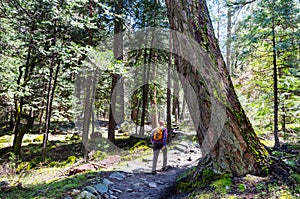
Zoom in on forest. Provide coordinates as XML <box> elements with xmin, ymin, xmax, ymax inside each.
<box><xmin>0</xmin><ymin>0</ymin><xmax>299</xmax><ymax>198</ymax></box>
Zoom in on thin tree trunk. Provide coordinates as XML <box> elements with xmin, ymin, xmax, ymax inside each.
<box><xmin>272</xmin><ymin>11</ymin><xmax>279</xmax><ymax>148</ymax></box>
<box><xmin>180</xmin><ymin>95</ymin><xmax>186</xmax><ymax>121</ymax></box>
<box><xmin>82</xmin><ymin>71</ymin><xmax>93</xmax><ymax>162</ymax></box>
<box><xmin>108</xmin><ymin>74</ymin><xmax>119</xmax><ymax>142</ymax></box>
<box><xmin>42</xmin><ymin>61</ymin><xmax>60</xmax><ymax>159</ymax></box>
<box><xmin>165</xmin><ymin>0</ymin><xmax>269</xmax><ymax>177</ymax></box>
<box><xmin>172</xmin><ymin>59</ymin><xmax>180</xmax><ymax>123</ymax></box>
<box><xmin>108</xmin><ymin>0</ymin><xmax>123</xmax><ymax>142</ymax></box>
<box><xmin>42</xmin><ymin>18</ymin><xmax>60</xmax><ymax>159</ymax></box>
<box><xmin>150</xmin><ymin>54</ymin><xmax>159</xmax><ymax>128</ymax></box>
<box><xmin>217</xmin><ymin>0</ymin><xmax>220</xmax><ymax>41</ymax></box>
<box><xmin>12</xmin><ymin>35</ymin><xmax>34</xmax><ymax>156</ymax></box>
<box><xmin>149</xmin><ymin>1</ymin><xmax>160</xmax><ymax>129</ymax></box>
<box><xmin>139</xmin><ymin>47</ymin><xmax>149</xmax><ymax>136</ymax></box>
<box><xmin>226</xmin><ymin>6</ymin><xmax>232</xmax><ymax>74</ymax></box>
<box><xmin>167</xmin><ymin>51</ymin><xmax>172</xmax><ymax>143</ymax></box>
<box><xmin>81</xmin><ymin>0</ymin><xmax>95</xmax><ymax>161</ymax></box>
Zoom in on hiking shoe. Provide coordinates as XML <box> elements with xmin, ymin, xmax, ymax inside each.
<box><xmin>151</xmin><ymin>171</ymin><xmax>157</xmax><ymax>175</ymax></box>
<box><xmin>161</xmin><ymin>167</ymin><xmax>168</xmax><ymax>171</ymax></box>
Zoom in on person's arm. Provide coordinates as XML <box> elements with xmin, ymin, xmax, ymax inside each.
<box><xmin>163</xmin><ymin>128</ymin><xmax>168</xmax><ymax>146</ymax></box>
<box><xmin>150</xmin><ymin>129</ymin><xmax>154</xmax><ymax>144</ymax></box>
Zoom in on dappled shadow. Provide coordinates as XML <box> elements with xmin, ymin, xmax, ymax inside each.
<box><xmin>0</xmin><ymin>140</ymin><xmax>83</xmax><ymax>164</ymax></box>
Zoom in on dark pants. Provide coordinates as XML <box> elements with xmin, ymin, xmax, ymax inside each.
<box><xmin>152</xmin><ymin>144</ymin><xmax>167</xmax><ymax>172</ymax></box>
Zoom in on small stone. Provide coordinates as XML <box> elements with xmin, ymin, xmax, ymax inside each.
<box><xmin>109</xmin><ymin>172</ymin><xmax>126</xmax><ymax>180</ymax></box>
<box><xmin>85</xmin><ymin>186</ymin><xmax>98</xmax><ymax>196</ymax></box>
<box><xmin>126</xmin><ymin>188</ymin><xmax>134</xmax><ymax>192</ymax></box>
<box><xmin>70</xmin><ymin>189</ymin><xmax>81</xmax><ymax>196</ymax></box>
<box><xmin>156</xmin><ymin>181</ymin><xmax>164</xmax><ymax>185</ymax></box>
<box><xmin>63</xmin><ymin>196</ymin><xmax>72</xmax><ymax>199</ymax></box>
<box><xmin>127</xmin><ymin>172</ymin><xmax>134</xmax><ymax>177</ymax></box>
<box><xmin>94</xmin><ymin>183</ymin><xmax>108</xmax><ymax>194</ymax></box>
<box><xmin>111</xmin><ymin>188</ymin><xmax>122</xmax><ymax>193</ymax></box>
<box><xmin>110</xmin><ymin>195</ymin><xmax>118</xmax><ymax>199</ymax></box>
<box><xmin>77</xmin><ymin>191</ymin><xmax>97</xmax><ymax>199</ymax></box>
<box><xmin>133</xmin><ymin>183</ymin><xmax>142</xmax><ymax>187</ymax></box>
<box><xmin>102</xmin><ymin>178</ymin><xmax>114</xmax><ymax>186</ymax></box>
<box><xmin>148</xmin><ymin>182</ymin><xmax>157</xmax><ymax>188</ymax></box>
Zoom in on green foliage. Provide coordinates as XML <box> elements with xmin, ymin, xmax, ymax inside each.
<box><xmin>290</xmin><ymin>172</ymin><xmax>300</xmax><ymax>193</ymax></box>
<box><xmin>16</xmin><ymin>162</ymin><xmax>27</xmax><ymax>174</ymax></box>
<box><xmin>256</xmin><ymin>182</ymin><xmax>265</xmax><ymax>191</ymax></box>
<box><xmin>238</xmin><ymin>183</ymin><xmax>247</xmax><ymax>192</ymax></box>
<box><xmin>33</xmin><ymin>135</ymin><xmax>44</xmax><ymax>143</ymax></box>
<box><xmin>129</xmin><ymin>140</ymin><xmax>150</xmax><ymax>153</ymax></box>
<box><xmin>62</xmin><ymin>156</ymin><xmax>77</xmax><ymax>166</ymax></box>
<box><xmin>211</xmin><ymin>174</ymin><xmax>233</xmax><ymax>194</ymax></box>
<box><xmin>27</xmin><ymin>157</ymin><xmax>45</xmax><ymax>170</ymax></box>
<box><xmin>70</xmin><ymin>134</ymin><xmax>81</xmax><ymax>141</ymax></box>
<box><xmin>232</xmin><ymin>0</ymin><xmax>300</xmax><ymax>137</ymax></box>
<box><xmin>93</xmin><ymin>151</ymin><xmax>106</xmax><ymax>161</ymax></box>
<box><xmin>49</xmin><ymin>161</ymin><xmax>59</xmax><ymax>167</ymax></box>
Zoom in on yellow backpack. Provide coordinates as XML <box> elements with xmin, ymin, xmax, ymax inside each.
<box><xmin>153</xmin><ymin>127</ymin><xmax>163</xmax><ymax>141</ymax></box>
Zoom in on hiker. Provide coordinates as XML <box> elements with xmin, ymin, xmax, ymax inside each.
<box><xmin>151</xmin><ymin>122</ymin><xmax>168</xmax><ymax>174</ymax></box>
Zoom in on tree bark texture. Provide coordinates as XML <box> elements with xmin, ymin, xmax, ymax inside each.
<box><xmin>108</xmin><ymin>0</ymin><xmax>124</xmax><ymax>142</ymax></box>
<box><xmin>226</xmin><ymin>7</ymin><xmax>232</xmax><ymax>75</ymax></box>
<box><xmin>165</xmin><ymin>0</ymin><xmax>269</xmax><ymax>176</ymax></box>
<box><xmin>271</xmin><ymin>3</ymin><xmax>279</xmax><ymax>148</ymax></box>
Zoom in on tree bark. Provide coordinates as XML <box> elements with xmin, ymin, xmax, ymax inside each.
<box><xmin>165</xmin><ymin>0</ymin><xmax>269</xmax><ymax>177</ymax></box>
<box><xmin>172</xmin><ymin>57</ymin><xmax>180</xmax><ymax>123</ymax></box>
<box><xmin>150</xmin><ymin>54</ymin><xmax>160</xmax><ymax>128</ymax></box>
<box><xmin>108</xmin><ymin>0</ymin><xmax>123</xmax><ymax>142</ymax></box>
<box><xmin>226</xmin><ymin>6</ymin><xmax>232</xmax><ymax>75</ymax></box>
<box><xmin>13</xmin><ymin>114</ymin><xmax>34</xmax><ymax>155</ymax></box>
<box><xmin>12</xmin><ymin>34</ymin><xmax>34</xmax><ymax>156</ymax></box>
<box><xmin>271</xmin><ymin>1</ymin><xmax>279</xmax><ymax>148</ymax></box>
<box><xmin>42</xmin><ymin>60</ymin><xmax>60</xmax><ymax>159</ymax></box>
<box><xmin>167</xmin><ymin>51</ymin><xmax>172</xmax><ymax>143</ymax></box>
<box><xmin>139</xmin><ymin>47</ymin><xmax>150</xmax><ymax>136</ymax></box>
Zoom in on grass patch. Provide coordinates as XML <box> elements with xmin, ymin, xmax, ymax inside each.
<box><xmin>129</xmin><ymin>140</ymin><xmax>151</xmax><ymax>153</ymax></box>
<box><xmin>0</xmin><ymin>171</ymin><xmax>100</xmax><ymax>199</ymax></box>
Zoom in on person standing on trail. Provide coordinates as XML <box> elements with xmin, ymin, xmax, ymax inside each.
<box><xmin>150</xmin><ymin>122</ymin><xmax>168</xmax><ymax>175</ymax></box>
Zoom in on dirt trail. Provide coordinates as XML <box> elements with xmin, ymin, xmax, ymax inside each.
<box><xmin>75</xmin><ymin>132</ymin><xmax>201</xmax><ymax>199</ymax></box>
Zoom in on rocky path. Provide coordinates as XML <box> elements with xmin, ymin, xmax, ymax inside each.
<box><xmin>74</xmin><ymin>132</ymin><xmax>201</xmax><ymax>199</ymax></box>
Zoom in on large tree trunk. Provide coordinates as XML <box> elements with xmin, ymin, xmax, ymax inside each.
<box><xmin>165</xmin><ymin>0</ymin><xmax>269</xmax><ymax>177</ymax></box>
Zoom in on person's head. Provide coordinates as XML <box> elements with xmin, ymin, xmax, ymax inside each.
<box><xmin>159</xmin><ymin>120</ymin><xmax>165</xmax><ymax>127</ymax></box>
